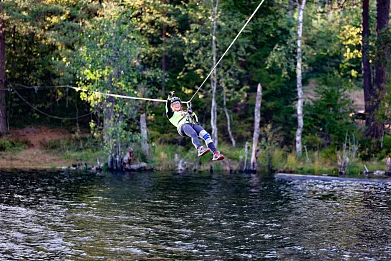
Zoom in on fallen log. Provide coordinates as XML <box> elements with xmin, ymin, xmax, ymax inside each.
<box><xmin>275</xmin><ymin>173</ymin><xmax>391</xmax><ymax>183</ymax></box>
<box><xmin>126</xmin><ymin>162</ymin><xmax>147</xmax><ymax>171</ymax></box>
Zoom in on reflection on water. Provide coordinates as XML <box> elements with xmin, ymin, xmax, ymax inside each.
<box><xmin>0</xmin><ymin>170</ymin><xmax>391</xmax><ymax>260</ymax></box>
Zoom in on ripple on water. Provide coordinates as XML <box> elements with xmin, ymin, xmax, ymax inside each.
<box><xmin>1</xmin><ymin>171</ymin><xmax>391</xmax><ymax>260</ymax></box>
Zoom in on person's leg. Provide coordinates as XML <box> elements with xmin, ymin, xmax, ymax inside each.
<box><xmin>182</xmin><ymin>124</ymin><xmax>211</xmax><ymax>156</ymax></box>
<box><xmin>193</xmin><ymin>125</ymin><xmax>217</xmax><ymax>152</ymax></box>
<box><xmin>193</xmin><ymin>124</ymin><xmax>224</xmax><ymax>160</ymax></box>
<box><xmin>181</xmin><ymin>124</ymin><xmax>202</xmax><ymax>149</ymax></box>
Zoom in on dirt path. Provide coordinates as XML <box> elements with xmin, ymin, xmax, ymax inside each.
<box><xmin>0</xmin><ymin>127</ymin><xmax>75</xmax><ymax>169</ymax></box>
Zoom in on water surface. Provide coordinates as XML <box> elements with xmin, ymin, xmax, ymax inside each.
<box><xmin>0</xmin><ymin>170</ymin><xmax>391</xmax><ymax>260</ymax></box>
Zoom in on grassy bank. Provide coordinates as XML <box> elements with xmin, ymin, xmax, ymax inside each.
<box><xmin>0</xmin><ymin>127</ymin><xmax>103</xmax><ymax>169</ymax></box>
<box><xmin>0</xmin><ymin>127</ymin><xmax>388</xmax><ymax>175</ymax></box>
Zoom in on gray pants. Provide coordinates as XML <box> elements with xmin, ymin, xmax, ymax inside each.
<box><xmin>180</xmin><ymin>123</ymin><xmax>216</xmax><ymax>152</ymax></box>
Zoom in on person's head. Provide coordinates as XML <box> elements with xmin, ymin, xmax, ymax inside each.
<box><xmin>171</xmin><ymin>97</ymin><xmax>182</xmax><ymax>112</ymax></box>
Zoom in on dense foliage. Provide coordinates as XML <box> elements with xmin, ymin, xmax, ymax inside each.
<box><xmin>0</xmin><ymin>0</ymin><xmax>390</xmax><ymax>165</ymax></box>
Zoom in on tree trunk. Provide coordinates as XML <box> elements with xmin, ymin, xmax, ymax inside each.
<box><xmin>210</xmin><ymin>0</ymin><xmax>219</xmax><ymax>146</ymax></box>
<box><xmin>103</xmin><ymin>96</ymin><xmax>115</xmax><ymax>143</ymax></box>
<box><xmin>104</xmin><ymin>96</ymin><xmax>119</xmax><ymax>170</ymax></box>
<box><xmin>140</xmin><ymin>113</ymin><xmax>149</xmax><ymax>155</ymax></box>
<box><xmin>250</xmin><ymin>83</ymin><xmax>262</xmax><ymax>172</ymax></box>
<box><xmin>128</xmin><ymin>162</ymin><xmax>147</xmax><ymax>171</ymax></box>
<box><xmin>244</xmin><ymin>141</ymin><xmax>249</xmax><ymax>172</ymax></box>
<box><xmin>362</xmin><ymin>0</ymin><xmax>372</xmax><ymax>134</ymax></box>
<box><xmin>295</xmin><ymin>0</ymin><xmax>306</xmax><ymax>157</ymax></box>
<box><xmin>223</xmin><ymin>86</ymin><xmax>235</xmax><ymax>147</ymax></box>
<box><xmin>11</xmin><ymin>25</ymin><xmax>15</xmax><ymax>71</ymax></box>
<box><xmin>161</xmin><ymin>0</ymin><xmax>167</xmax><ymax>94</ymax></box>
<box><xmin>366</xmin><ymin>0</ymin><xmax>390</xmax><ymax>138</ymax></box>
<box><xmin>0</xmin><ymin>14</ymin><xmax>7</xmax><ymax>136</ymax></box>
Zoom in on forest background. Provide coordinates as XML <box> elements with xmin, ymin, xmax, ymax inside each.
<box><xmin>0</xmin><ymin>0</ymin><xmax>390</xmax><ymax>174</ymax></box>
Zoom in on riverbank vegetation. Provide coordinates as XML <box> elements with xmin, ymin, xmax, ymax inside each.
<box><xmin>0</xmin><ymin>0</ymin><xmax>390</xmax><ymax>174</ymax></box>
<box><xmin>0</xmin><ymin>126</ymin><xmax>388</xmax><ymax>175</ymax></box>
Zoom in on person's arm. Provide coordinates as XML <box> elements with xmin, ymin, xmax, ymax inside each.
<box><xmin>166</xmin><ymin>91</ymin><xmax>174</xmax><ymax>119</ymax></box>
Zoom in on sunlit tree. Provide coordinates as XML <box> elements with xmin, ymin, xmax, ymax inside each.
<box><xmin>73</xmin><ymin>4</ymin><xmax>159</xmax><ymax>169</ymax></box>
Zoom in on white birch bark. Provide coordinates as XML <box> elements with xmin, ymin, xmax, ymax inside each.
<box><xmin>244</xmin><ymin>141</ymin><xmax>249</xmax><ymax>172</ymax></box>
<box><xmin>210</xmin><ymin>0</ymin><xmax>219</xmax><ymax>146</ymax></box>
<box><xmin>251</xmin><ymin>83</ymin><xmax>262</xmax><ymax>171</ymax></box>
<box><xmin>295</xmin><ymin>0</ymin><xmax>306</xmax><ymax>157</ymax></box>
<box><xmin>223</xmin><ymin>86</ymin><xmax>236</xmax><ymax>147</ymax></box>
<box><xmin>140</xmin><ymin>113</ymin><xmax>149</xmax><ymax>155</ymax></box>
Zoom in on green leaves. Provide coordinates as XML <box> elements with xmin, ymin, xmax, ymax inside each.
<box><xmin>67</xmin><ymin>4</ymin><xmax>161</xmax><ymax>159</ymax></box>
<box><xmin>304</xmin><ymin>73</ymin><xmax>356</xmax><ymax>147</ymax></box>
<box><xmin>3</xmin><ymin>0</ymin><xmax>385</xmax><ymax>158</ymax></box>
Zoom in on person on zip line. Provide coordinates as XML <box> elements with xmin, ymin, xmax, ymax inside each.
<box><xmin>166</xmin><ymin>91</ymin><xmax>224</xmax><ymax>161</ymax></box>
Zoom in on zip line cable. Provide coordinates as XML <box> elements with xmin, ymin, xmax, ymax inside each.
<box><xmin>10</xmin><ymin>82</ymin><xmax>70</xmax><ymax>89</ymax></box>
<box><xmin>186</xmin><ymin>0</ymin><xmax>266</xmax><ymax>103</ymax></box>
<box><xmin>11</xmin><ymin>86</ymin><xmax>92</xmax><ymax>120</ymax></box>
<box><xmin>8</xmin><ymin>83</ymin><xmax>169</xmax><ymax>103</ymax></box>
<box><xmin>71</xmin><ymin>87</ymin><xmax>168</xmax><ymax>103</ymax></box>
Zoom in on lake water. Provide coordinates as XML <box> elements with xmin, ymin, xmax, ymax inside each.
<box><xmin>0</xmin><ymin>170</ymin><xmax>391</xmax><ymax>260</ymax></box>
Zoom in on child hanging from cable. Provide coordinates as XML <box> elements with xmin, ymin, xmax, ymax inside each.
<box><xmin>166</xmin><ymin>91</ymin><xmax>224</xmax><ymax>161</ymax></box>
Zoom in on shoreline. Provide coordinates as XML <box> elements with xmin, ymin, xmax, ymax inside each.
<box><xmin>275</xmin><ymin>173</ymin><xmax>391</xmax><ymax>182</ymax></box>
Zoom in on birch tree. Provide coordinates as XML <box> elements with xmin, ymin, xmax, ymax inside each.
<box><xmin>140</xmin><ymin>113</ymin><xmax>149</xmax><ymax>155</ymax></box>
<box><xmin>210</xmin><ymin>0</ymin><xmax>219</xmax><ymax>146</ymax></box>
<box><xmin>251</xmin><ymin>83</ymin><xmax>262</xmax><ymax>171</ymax></box>
<box><xmin>162</xmin><ymin>0</ymin><xmax>167</xmax><ymax>94</ymax></box>
<box><xmin>223</xmin><ymin>86</ymin><xmax>236</xmax><ymax>147</ymax></box>
<box><xmin>0</xmin><ymin>12</ymin><xmax>6</xmax><ymax>136</ymax></box>
<box><xmin>181</xmin><ymin>1</ymin><xmax>248</xmax><ymax>147</ymax></box>
<box><xmin>295</xmin><ymin>0</ymin><xmax>307</xmax><ymax>157</ymax></box>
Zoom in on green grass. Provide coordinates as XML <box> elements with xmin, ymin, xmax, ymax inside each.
<box><xmin>40</xmin><ymin>136</ymin><xmax>100</xmax><ymax>153</ymax></box>
<box><xmin>36</xmin><ymin>134</ymin><xmax>390</xmax><ymax>175</ymax></box>
<box><xmin>153</xmin><ymin>143</ymin><xmax>182</xmax><ymax>170</ymax></box>
<box><xmin>151</xmin><ymin>142</ymin><xmax>235</xmax><ymax>171</ymax></box>
<box><xmin>62</xmin><ymin>149</ymin><xmax>107</xmax><ymax>166</ymax></box>
<box><xmin>39</xmin><ymin>135</ymin><xmax>106</xmax><ymax>166</ymax></box>
<box><xmin>0</xmin><ymin>138</ymin><xmax>31</xmax><ymax>152</ymax></box>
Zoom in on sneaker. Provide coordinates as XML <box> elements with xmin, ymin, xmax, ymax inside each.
<box><xmin>197</xmin><ymin>146</ymin><xmax>211</xmax><ymax>157</ymax></box>
<box><xmin>212</xmin><ymin>151</ymin><xmax>224</xmax><ymax>161</ymax></box>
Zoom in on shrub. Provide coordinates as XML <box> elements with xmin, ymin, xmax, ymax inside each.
<box><xmin>359</xmin><ymin>138</ymin><xmax>382</xmax><ymax>161</ymax></box>
<box><xmin>303</xmin><ymin>75</ymin><xmax>356</xmax><ymax>147</ymax></box>
<box><xmin>285</xmin><ymin>153</ymin><xmax>299</xmax><ymax>170</ymax></box>
<box><xmin>313</xmin><ymin>160</ymin><xmax>321</xmax><ymax>174</ymax></box>
<box><xmin>378</xmin><ymin>135</ymin><xmax>391</xmax><ymax>159</ymax></box>
<box><xmin>382</xmin><ymin>135</ymin><xmax>391</xmax><ymax>151</ymax></box>
<box><xmin>0</xmin><ymin>138</ymin><xmax>30</xmax><ymax>152</ymax></box>
<box><xmin>304</xmin><ymin>135</ymin><xmax>323</xmax><ymax>150</ymax></box>
<box><xmin>272</xmin><ymin>148</ymin><xmax>286</xmax><ymax>170</ymax></box>
<box><xmin>0</xmin><ymin>140</ymin><xmax>13</xmax><ymax>151</ymax></box>
<box><xmin>319</xmin><ymin>146</ymin><xmax>337</xmax><ymax>162</ymax></box>
<box><xmin>347</xmin><ymin>165</ymin><xmax>362</xmax><ymax>175</ymax></box>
